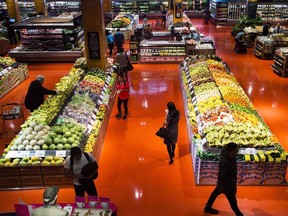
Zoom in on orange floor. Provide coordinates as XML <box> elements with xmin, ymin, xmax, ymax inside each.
<box><xmin>0</xmin><ymin>20</ymin><xmax>288</xmax><ymax>215</ymax></box>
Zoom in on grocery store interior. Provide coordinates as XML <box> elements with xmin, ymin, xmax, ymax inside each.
<box><xmin>0</xmin><ymin>0</ymin><xmax>288</xmax><ymax>216</ymax></box>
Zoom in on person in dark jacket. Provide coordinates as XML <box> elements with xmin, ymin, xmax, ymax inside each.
<box><xmin>204</xmin><ymin>143</ymin><xmax>244</xmax><ymax>216</ymax></box>
<box><xmin>262</xmin><ymin>22</ymin><xmax>270</xmax><ymax>36</ymax></box>
<box><xmin>114</xmin><ymin>28</ymin><xmax>125</xmax><ymax>53</ymax></box>
<box><xmin>2</xmin><ymin>16</ymin><xmax>17</xmax><ymax>44</ymax></box>
<box><xmin>164</xmin><ymin>102</ymin><xmax>180</xmax><ymax>165</ymax></box>
<box><xmin>24</xmin><ymin>75</ymin><xmax>57</xmax><ymax>112</ymax></box>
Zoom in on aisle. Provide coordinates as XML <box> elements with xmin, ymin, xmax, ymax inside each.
<box><xmin>0</xmin><ymin>20</ymin><xmax>288</xmax><ymax>216</ymax></box>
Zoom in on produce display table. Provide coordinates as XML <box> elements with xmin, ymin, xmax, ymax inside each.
<box><xmin>272</xmin><ymin>47</ymin><xmax>288</xmax><ymax>77</ymax></box>
<box><xmin>15</xmin><ymin>200</ymin><xmax>117</xmax><ymax>216</ymax></box>
<box><xmin>0</xmin><ymin>57</ymin><xmax>29</xmax><ymax>99</ymax></box>
<box><xmin>0</xmin><ymin>58</ymin><xmax>117</xmax><ymax>189</ymax></box>
<box><xmin>105</xmin><ymin>14</ymin><xmax>139</xmax><ymax>40</ymax></box>
<box><xmin>179</xmin><ymin>55</ymin><xmax>287</xmax><ymax>185</ymax></box>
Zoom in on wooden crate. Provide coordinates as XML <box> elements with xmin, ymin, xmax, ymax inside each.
<box><xmin>65</xmin><ymin>176</ymin><xmax>74</xmax><ymax>185</ymax></box>
<box><xmin>19</xmin><ymin>166</ymin><xmax>42</xmax><ymax>175</ymax></box>
<box><xmin>41</xmin><ymin>165</ymin><xmax>64</xmax><ymax>175</ymax></box>
<box><xmin>21</xmin><ymin>175</ymin><xmax>44</xmax><ymax>187</ymax></box>
<box><xmin>0</xmin><ymin>166</ymin><xmax>20</xmax><ymax>176</ymax></box>
<box><xmin>0</xmin><ymin>176</ymin><xmax>22</xmax><ymax>188</ymax></box>
<box><xmin>43</xmin><ymin>175</ymin><xmax>66</xmax><ymax>186</ymax></box>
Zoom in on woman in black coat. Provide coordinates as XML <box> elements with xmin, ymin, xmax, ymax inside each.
<box><xmin>164</xmin><ymin>102</ymin><xmax>180</xmax><ymax>165</ymax></box>
<box><xmin>24</xmin><ymin>75</ymin><xmax>57</xmax><ymax>112</ymax></box>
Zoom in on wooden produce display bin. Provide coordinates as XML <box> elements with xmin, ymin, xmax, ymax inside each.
<box><xmin>0</xmin><ymin>166</ymin><xmax>21</xmax><ymax>188</ymax></box>
<box><xmin>19</xmin><ymin>165</ymin><xmax>43</xmax><ymax>187</ymax></box>
<box><xmin>43</xmin><ymin>175</ymin><xmax>66</xmax><ymax>186</ymax></box>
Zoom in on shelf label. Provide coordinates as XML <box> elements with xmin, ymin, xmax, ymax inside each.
<box><xmin>104</xmin><ymin>83</ymin><xmax>108</xmax><ymax>88</ymax></box>
<box><xmin>91</xmin><ymin>113</ymin><xmax>96</xmax><ymax>121</ymax></box>
<box><xmin>56</xmin><ymin>151</ymin><xmax>66</xmax><ymax>157</ymax></box>
<box><xmin>245</xmin><ymin>148</ymin><xmax>257</xmax><ymax>155</ymax></box>
<box><xmin>20</xmin><ymin>151</ymin><xmax>30</xmax><ymax>157</ymax></box>
<box><xmin>107</xmin><ymin>76</ymin><xmax>111</xmax><ymax>82</ymax></box>
<box><xmin>87</xmin><ymin>125</ymin><xmax>93</xmax><ymax>133</ymax></box>
<box><xmin>35</xmin><ymin>150</ymin><xmax>45</xmax><ymax>157</ymax></box>
<box><xmin>201</xmin><ymin>137</ymin><xmax>207</xmax><ymax>145</ymax></box>
<box><xmin>192</xmin><ymin>97</ymin><xmax>197</xmax><ymax>104</ymax></box>
<box><xmin>97</xmin><ymin>99</ymin><xmax>102</xmax><ymax>104</ymax></box>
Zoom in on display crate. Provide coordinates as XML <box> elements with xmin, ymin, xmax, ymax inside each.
<box><xmin>272</xmin><ymin>48</ymin><xmax>288</xmax><ymax>77</ymax></box>
<box><xmin>0</xmin><ymin>176</ymin><xmax>21</xmax><ymax>188</ymax></box>
<box><xmin>41</xmin><ymin>165</ymin><xmax>64</xmax><ymax>175</ymax></box>
<box><xmin>19</xmin><ymin>166</ymin><xmax>42</xmax><ymax>175</ymax></box>
<box><xmin>20</xmin><ymin>175</ymin><xmax>43</xmax><ymax>187</ymax></box>
<box><xmin>0</xmin><ymin>166</ymin><xmax>19</xmax><ymax>176</ymax></box>
<box><xmin>253</xmin><ymin>38</ymin><xmax>273</xmax><ymax>60</ymax></box>
<box><xmin>43</xmin><ymin>174</ymin><xmax>66</xmax><ymax>186</ymax></box>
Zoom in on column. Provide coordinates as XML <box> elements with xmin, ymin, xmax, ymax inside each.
<box><xmin>246</xmin><ymin>0</ymin><xmax>258</xmax><ymax>19</ymax></box>
<box><xmin>6</xmin><ymin>0</ymin><xmax>20</xmax><ymax>22</ymax></box>
<box><xmin>169</xmin><ymin>0</ymin><xmax>174</xmax><ymax>11</ymax></box>
<box><xmin>103</xmin><ymin>0</ymin><xmax>112</xmax><ymax>12</ymax></box>
<box><xmin>81</xmin><ymin>0</ymin><xmax>106</xmax><ymax>70</ymax></box>
<box><xmin>174</xmin><ymin>0</ymin><xmax>183</xmax><ymax>23</ymax></box>
<box><xmin>34</xmin><ymin>0</ymin><xmax>48</xmax><ymax>16</ymax></box>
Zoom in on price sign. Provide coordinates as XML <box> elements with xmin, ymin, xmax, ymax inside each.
<box><xmin>91</xmin><ymin>113</ymin><xmax>96</xmax><ymax>121</ymax></box>
<box><xmin>188</xmin><ymin>83</ymin><xmax>193</xmax><ymax>90</ymax></box>
<box><xmin>192</xmin><ymin>97</ymin><xmax>196</xmax><ymax>104</ymax></box>
<box><xmin>201</xmin><ymin>138</ymin><xmax>207</xmax><ymax>145</ymax></box>
<box><xmin>245</xmin><ymin>148</ymin><xmax>256</xmax><ymax>155</ymax></box>
<box><xmin>35</xmin><ymin>150</ymin><xmax>45</xmax><ymax>157</ymax></box>
<box><xmin>94</xmin><ymin>108</ymin><xmax>99</xmax><ymax>113</ymax></box>
<box><xmin>97</xmin><ymin>99</ymin><xmax>102</xmax><ymax>104</ymax></box>
<box><xmin>196</xmin><ymin>115</ymin><xmax>201</xmax><ymax>124</ymax></box>
<box><xmin>104</xmin><ymin>83</ymin><xmax>108</xmax><ymax>88</ymax></box>
<box><xmin>20</xmin><ymin>151</ymin><xmax>30</xmax><ymax>157</ymax></box>
<box><xmin>198</xmin><ymin>126</ymin><xmax>203</xmax><ymax>134</ymax></box>
<box><xmin>107</xmin><ymin>76</ymin><xmax>111</xmax><ymax>82</ymax></box>
<box><xmin>194</xmin><ymin>106</ymin><xmax>199</xmax><ymax>113</ymax></box>
<box><xmin>100</xmin><ymin>94</ymin><xmax>104</xmax><ymax>100</ymax></box>
<box><xmin>56</xmin><ymin>151</ymin><xmax>66</xmax><ymax>157</ymax></box>
<box><xmin>87</xmin><ymin>125</ymin><xmax>93</xmax><ymax>133</ymax></box>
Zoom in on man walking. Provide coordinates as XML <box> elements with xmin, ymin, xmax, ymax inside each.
<box><xmin>114</xmin><ymin>28</ymin><xmax>125</xmax><ymax>53</ymax></box>
<box><xmin>204</xmin><ymin>142</ymin><xmax>244</xmax><ymax>216</ymax></box>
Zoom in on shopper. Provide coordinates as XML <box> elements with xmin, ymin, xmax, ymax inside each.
<box><xmin>2</xmin><ymin>16</ymin><xmax>17</xmax><ymax>44</ymax></box>
<box><xmin>262</xmin><ymin>22</ymin><xmax>270</xmax><ymax>36</ymax></box>
<box><xmin>114</xmin><ymin>28</ymin><xmax>125</xmax><ymax>53</ymax></box>
<box><xmin>64</xmin><ymin>147</ymin><xmax>98</xmax><ymax>197</ymax></box>
<box><xmin>115</xmin><ymin>47</ymin><xmax>128</xmax><ymax>80</ymax></box>
<box><xmin>161</xmin><ymin>8</ymin><xmax>167</xmax><ymax>28</ymax></box>
<box><xmin>274</xmin><ymin>23</ymin><xmax>283</xmax><ymax>34</ymax></box>
<box><xmin>204</xmin><ymin>8</ymin><xmax>211</xmax><ymax>25</ymax></box>
<box><xmin>115</xmin><ymin>74</ymin><xmax>130</xmax><ymax>120</ymax></box>
<box><xmin>107</xmin><ymin>31</ymin><xmax>114</xmax><ymax>56</ymax></box>
<box><xmin>164</xmin><ymin>102</ymin><xmax>180</xmax><ymax>165</ymax></box>
<box><xmin>31</xmin><ymin>186</ymin><xmax>69</xmax><ymax>216</ymax></box>
<box><xmin>24</xmin><ymin>75</ymin><xmax>57</xmax><ymax>112</ymax></box>
<box><xmin>204</xmin><ymin>142</ymin><xmax>244</xmax><ymax>216</ymax></box>
<box><xmin>143</xmin><ymin>14</ymin><xmax>148</xmax><ymax>26</ymax></box>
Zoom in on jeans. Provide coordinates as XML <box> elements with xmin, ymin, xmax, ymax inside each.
<box><xmin>108</xmin><ymin>43</ymin><xmax>114</xmax><ymax>55</ymax></box>
<box><xmin>166</xmin><ymin>144</ymin><xmax>176</xmax><ymax>161</ymax></box>
<box><xmin>74</xmin><ymin>179</ymin><xmax>97</xmax><ymax>197</ymax></box>
<box><xmin>117</xmin><ymin>98</ymin><xmax>128</xmax><ymax>115</ymax></box>
<box><xmin>206</xmin><ymin>187</ymin><xmax>243</xmax><ymax>216</ymax></box>
<box><xmin>116</xmin><ymin>42</ymin><xmax>123</xmax><ymax>53</ymax></box>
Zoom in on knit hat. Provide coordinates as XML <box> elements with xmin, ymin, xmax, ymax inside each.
<box><xmin>36</xmin><ymin>75</ymin><xmax>44</xmax><ymax>82</ymax></box>
<box><xmin>43</xmin><ymin>186</ymin><xmax>59</xmax><ymax>204</ymax></box>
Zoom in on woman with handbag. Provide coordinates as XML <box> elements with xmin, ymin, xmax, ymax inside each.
<box><xmin>115</xmin><ymin>74</ymin><xmax>130</xmax><ymax>120</ymax></box>
<box><xmin>164</xmin><ymin>102</ymin><xmax>180</xmax><ymax>165</ymax></box>
<box><xmin>116</xmin><ymin>47</ymin><xmax>131</xmax><ymax>80</ymax></box>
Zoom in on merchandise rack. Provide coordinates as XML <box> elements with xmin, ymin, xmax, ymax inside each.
<box><xmin>139</xmin><ymin>40</ymin><xmax>186</xmax><ymax>63</ymax></box>
<box><xmin>46</xmin><ymin>0</ymin><xmax>81</xmax><ymax>17</ymax></box>
<box><xmin>227</xmin><ymin>1</ymin><xmax>246</xmax><ymax>26</ymax></box>
<box><xmin>18</xmin><ymin>0</ymin><xmax>36</xmax><ymax>20</ymax></box>
<box><xmin>272</xmin><ymin>48</ymin><xmax>288</xmax><ymax>78</ymax></box>
<box><xmin>130</xmin><ymin>40</ymin><xmax>139</xmax><ymax>63</ymax></box>
<box><xmin>179</xmin><ymin>56</ymin><xmax>287</xmax><ymax>185</ymax></box>
<box><xmin>257</xmin><ymin>2</ymin><xmax>288</xmax><ymax>25</ymax></box>
<box><xmin>8</xmin><ymin>13</ymin><xmax>84</xmax><ymax>62</ymax></box>
<box><xmin>210</xmin><ymin>0</ymin><xmax>228</xmax><ymax>26</ymax></box>
<box><xmin>0</xmin><ymin>67</ymin><xmax>117</xmax><ymax>189</ymax></box>
<box><xmin>253</xmin><ymin>38</ymin><xmax>273</xmax><ymax>60</ymax></box>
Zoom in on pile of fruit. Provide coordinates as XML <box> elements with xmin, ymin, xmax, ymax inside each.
<box><xmin>0</xmin><ymin>56</ymin><xmax>15</xmax><ymax>67</ymax></box>
<box><xmin>111</xmin><ymin>14</ymin><xmax>134</xmax><ymax>28</ymax></box>
<box><xmin>182</xmin><ymin>56</ymin><xmax>278</xmax><ymax>148</ymax></box>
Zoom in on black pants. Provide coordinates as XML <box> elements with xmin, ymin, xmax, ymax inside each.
<box><xmin>108</xmin><ymin>43</ymin><xmax>114</xmax><ymax>55</ymax></box>
<box><xmin>117</xmin><ymin>98</ymin><xmax>128</xmax><ymax>115</ymax></box>
<box><xmin>206</xmin><ymin>187</ymin><xmax>243</xmax><ymax>216</ymax></box>
<box><xmin>74</xmin><ymin>179</ymin><xmax>97</xmax><ymax>197</ymax></box>
<box><xmin>166</xmin><ymin>144</ymin><xmax>176</xmax><ymax>160</ymax></box>
<box><xmin>162</xmin><ymin>19</ymin><xmax>166</xmax><ymax>28</ymax></box>
<box><xmin>116</xmin><ymin>42</ymin><xmax>123</xmax><ymax>53</ymax></box>
<box><xmin>8</xmin><ymin>29</ymin><xmax>17</xmax><ymax>44</ymax></box>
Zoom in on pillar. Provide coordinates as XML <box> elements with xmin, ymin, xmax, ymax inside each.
<box><xmin>6</xmin><ymin>0</ymin><xmax>20</xmax><ymax>22</ymax></box>
<box><xmin>81</xmin><ymin>0</ymin><xmax>106</xmax><ymax>70</ymax></box>
<box><xmin>246</xmin><ymin>0</ymin><xmax>258</xmax><ymax>19</ymax></box>
<box><xmin>103</xmin><ymin>0</ymin><xmax>112</xmax><ymax>12</ymax></box>
<box><xmin>174</xmin><ymin>0</ymin><xmax>183</xmax><ymax>23</ymax></box>
<box><xmin>34</xmin><ymin>0</ymin><xmax>48</xmax><ymax>16</ymax></box>
<box><xmin>169</xmin><ymin>0</ymin><xmax>174</xmax><ymax>11</ymax></box>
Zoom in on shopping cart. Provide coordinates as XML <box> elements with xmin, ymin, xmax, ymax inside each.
<box><xmin>0</xmin><ymin>103</ymin><xmax>24</xmax><ymax>146</ymax></box>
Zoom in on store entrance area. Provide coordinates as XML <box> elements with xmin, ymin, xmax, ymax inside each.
<box><xmin>0</xmin><ymin>20</ymin><xmax>288</xmax><ymax>215</ymax></box>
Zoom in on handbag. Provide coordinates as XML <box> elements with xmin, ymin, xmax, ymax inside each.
<box><xmin>125</xmin><ymin>52</ymin><xmax>134</xmax><ymax>71</ymax></box>
<box><xmin>156</xmin><ymin>126</ymin><xmax>171</xmax><ymax>140</ymax></box>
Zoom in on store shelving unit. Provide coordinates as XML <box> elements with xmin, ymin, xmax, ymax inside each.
<box><xmin>210</xmin><ymin>0</ymin><xmax>228</xmax><ymax>26</ymax></box>
<box><xmin>139</xmin><ymin>40</ymin><xmax>186</xmax><ymax>63</ymax></box>
<box><xmin>112</xmin><ymin>1</ymin><xmax>138</xmax><ymax>13</ymax></box>
<box><xmin>130</xmin><ymin>40</ymin><xmax>139</xmax><ymax>63</ymax></box>
<box><xmin>227</xmin><ymin>1</ymin><xmax>246</xmax><ymax>25</ymax></box>
<box><xmin>272</xmin><ymin>48</ymin><xmax>288</xmax><ymax>77</ymax></box>
<box><xmin>9</xmin><ymin>13</ymin><xmax>84</xmax><ymax>62</ymax></box>
<box><xmin>257</xmin><ymin>3</ymin><xmax>288</xmax><ymax>24</ymax></box>
<box><xmin>47</xmin><ymin>0</ymin><xmax>81</xmax><ymax>17</ymax></box>
<box><xmin>18</xmin><ymin>0</ymin><xmax>36</xmax><ymax>20</ymax></box>
<box><xmin>0</xmin><ymin>0</ymin><xmax>7</xmax><ymax>17</ymax></box>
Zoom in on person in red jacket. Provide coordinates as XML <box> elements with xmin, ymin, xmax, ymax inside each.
<box><xmin>115</xmin><ymin>74</ymin><xmax>130</xmax><ymax>120</ymax></box>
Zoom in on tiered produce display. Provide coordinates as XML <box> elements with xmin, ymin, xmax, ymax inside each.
<box><xmin>0</xmin><ymin>58</ymin><xmax>117</xmax><ymax>188</ymax></box>
<box><xmin>0</xmin><ymin>57</ymin><xmax>29</xmax><ymax>98</ymax></box>
<box><xmin>180</xmin><ymin>55</ymin><xmax>287</xmax><ymax>185</ymax></box>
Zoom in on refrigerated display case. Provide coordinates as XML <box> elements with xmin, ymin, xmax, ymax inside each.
<box><xmin>47</xmin><ymin>0</ymin><xmax>81</xmax><ymax>17</ymax></box>
<box><xmin>257</xmin><ymin>3</ymin><xmax>288</xmax><ymax>24</ymax></box>
<box><xmin>210</xmin><ymin>0</ymin><xmax>228</xmax><ymax>26</ymax></box>
<box><xmin>9</xmin><ymin>13</ymin><xmax>84</xmax><ymax>62</ymax></box>
<box><xmin>18</xmin><ymin>0</ymin><xmax>36</xmax><ymax>20</ymax></box>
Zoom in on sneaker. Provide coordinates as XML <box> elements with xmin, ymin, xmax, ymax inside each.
<box><xmin>204</xmin><ymin>206</ymin><xmax>219</xmax><ymax>214</ymax></box>
<box><xmin>115</xmin><ymin>113</ymin><xmax>122</xmax><ymax>119</ymax></box>
<box><xmin>123</xmin><ymin>115</ymin><xmax>127</xmax><ymax>120</ymax></box>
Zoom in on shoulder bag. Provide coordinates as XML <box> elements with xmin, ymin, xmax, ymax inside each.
<box><xmin>125</xmin><ymin>52</ymin><xmax>134</xmax><ymax>71</ymax></box>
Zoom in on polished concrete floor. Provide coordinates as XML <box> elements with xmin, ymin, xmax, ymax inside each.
<box><xmin>0</xmin><ymin>20</ymin><xmax>288</xmax><ymax>215</ymax></box>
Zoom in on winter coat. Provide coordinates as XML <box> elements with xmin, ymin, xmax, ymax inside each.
<box><xmin>24</xmin><ymin>80</ymin><xmax>56</xmax><ymax>112</ymax></box>
<box><xmin>164</xmin><ymin>110</ymin><xmax>180</xmax><ymax>145</ymax></box>
<box><xmin>216</xmin><ymin>151</ymin><xmax>237</xmax><ymax>196</ymax></box>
